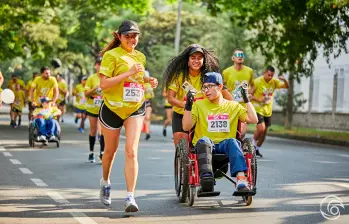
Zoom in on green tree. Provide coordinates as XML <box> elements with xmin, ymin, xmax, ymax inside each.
<box><xmin>201</xmin><ymin>0</ymin><xmax>349</xmax><ymax>129</ymax></box>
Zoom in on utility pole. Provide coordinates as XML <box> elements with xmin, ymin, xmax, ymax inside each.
<box><xmin>174</xmin><ymin>0</ymin><xmax>182</xmax><ymax>54</ymax></box>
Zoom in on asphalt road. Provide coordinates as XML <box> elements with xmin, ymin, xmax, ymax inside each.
<box><xmin>0</xmin><ymin>113</ymin><xmax>348</xmax><ymax>224</ymax></box>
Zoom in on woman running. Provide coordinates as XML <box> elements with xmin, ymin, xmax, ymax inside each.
<box><xmin>98</xmin><ymin>20</ymin><xmax>158</xmax><ymax>212</ymax></box>
<box><xmin>85</xmin><ymin>57</ymin><xmax>104</xmax><ymax>163</ymax></box>
<box><xmin>163</xmin><ymin>44</ymin><xmax>232</xmax><ymax>146</ymax></box>
<box><xmin>162</xmin><ymin>88</ymin><xmax>172</xmax><ymax>137</ymax></box>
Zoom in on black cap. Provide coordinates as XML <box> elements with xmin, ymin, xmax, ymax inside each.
<box><xmin>189</xmin><ymin>44</ymin><xmax>204</xmax><ymax>55</ymax></box>
<box><xmin>95</xmin><ymin>56</ymin><xmax>102</xmax><ymax>64</ymax></box>
<box><xmin>204</xmin><ymin>72</ymin><xmax>223</xmax><ymax>85</ymax></box>
<box><xmin>118</xmin><ymin>20</ymin><xmax>140</xmax><ymax>35</ymax></box>
<box><xmin>40</xmin><ymin>97</ymin><xmax>51</xmax><ymax>104</ymax></box>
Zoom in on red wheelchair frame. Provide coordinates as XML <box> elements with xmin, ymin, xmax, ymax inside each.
<box><xmin>174</xmin><ymin>121</ymin><xmax>257</xmax><ymax>206</ymax></box>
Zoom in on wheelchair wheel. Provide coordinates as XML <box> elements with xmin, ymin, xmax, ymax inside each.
<box><xmin>178</xmin><ymin>139</ymin><xmax>190</xmax><ymax>203</ymax></box>
<box><xmin>174</xmin><ymin>144</ymin><xmax>181</xmax><ymax>197</ymax></box>
<box><xmin>188</xmin><ymin>186</ymin><xmax>196</xmax><ymax>206</ymax></box>
<box><xmin>28</xmin><ymin>123</ymin><xmax>36</xmax><ymax>148</ymax></box>
<box><xmin>242</xmin><ymin>138</ymin><xmax>257</xmax><ymax>206</ymax></box>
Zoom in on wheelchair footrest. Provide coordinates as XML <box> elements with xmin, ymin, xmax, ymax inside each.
<box><xmin>232</xmin><ymin>190</ymin><xmax>256</xmax><ymax>197</ymax></box>
<box><xmin>197</xmin><ymin>191</ymin><xmax>221</xmax><ymax>197</ymax></box>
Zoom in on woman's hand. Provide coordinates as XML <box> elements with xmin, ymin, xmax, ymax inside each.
<box><xmin>129</xmin><ymin>63</ymin><xmax>145</xmax><ymax>76</ymax></box>
<box><xmin>149</xmin><ymin>77</ymin><xmax>158</xmax><ymax>88</ymax></box>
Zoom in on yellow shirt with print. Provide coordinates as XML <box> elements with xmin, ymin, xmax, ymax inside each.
<box><xmin>99</xmin><ymin>46</ymin><xmax>146</xmax><ymax>119</ymax></box>
<box><xmin>57</xmin><ymin>81</ymin><xmax>68</xmax><ymax>104</ymax></box>
<box><xmin>73</xmin><ymin>84</ymin><xmax>86</xmax><ymax>110</ymax></box>
<box><xmin>252</xmin><ymin>76</ymin><xmax>284</xmax><ymax>117</ymax></box>
<box><xmin>168</xmin><ymin>73</ymin><xmax>203</xmax><ymax>115</ymax></box>
<box><xmin>191</xmin><ymin>99</ymin><xmax>248</xmax><ymax>146</ymax></box>
<box><xmin>144</xmin><ymin>83</ymin><xmax>154</xmax><ymax>100</ymax></box>
<box><xmin>222</xmin><ymin>65</ymin><xmax>254</xmax><ymax>104</ymax></box>
<box><xmin>7</xmin><ymin>79</ymin><xmax>26</xmax><ymax>91</ymax></box>
<box><xmin>33</xmin><ymin>106</ymin><xmax>60</xmax><ymax>120</ymax></box>
<box><xmin>85</xmin><ymin>73</ymin><xmax>103</xmax><ymax>115</ymax></box>
<box><xmin>12</xmin><ymin>90</ymin><xmax>26</xmax><ymax>111</ymax></box>
<box><xmin>31</xmin><ymin>76</ymin><xmax>58</xmax><ymax>104</ymax></box>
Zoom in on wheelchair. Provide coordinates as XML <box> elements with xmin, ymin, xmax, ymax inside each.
<box><xmin>28</xmin><ymin>116</ymin><xmax>61</xmax><ymax>148</ymax></box>
<box><xmin>174</xmin><ymin>121</ymin><xmax>257</xmax><ymax>206</ymax></box>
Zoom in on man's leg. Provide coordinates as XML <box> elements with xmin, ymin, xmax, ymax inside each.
<box><xmin>35</xmin><ymin>118</ymin><xmax>47</xmax><ymax>140</ymax></box>
<box><xmin>218</xmin><ymin>139</ymin><xmax>249</xmax><ymax>192</ymax></box>
<box><xmin>196</xmin><ymin>136</ymin><xmax>214</xmax><ymax>192</ymax></box>
<box><xmin>17</xmin><ymin>112</ymin><xmax>22</xmax><ymax>127</ymax></box>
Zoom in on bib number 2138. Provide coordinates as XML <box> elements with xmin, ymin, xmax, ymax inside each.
<box><xmin>207</xmin><ymin>114</ymin><xmax>230</xmax><ymax>132</ymax></box>
<box><xmin>123</xmin><ymin>82</ymin><xmax>144</xmax><ymax>102</ymax></box>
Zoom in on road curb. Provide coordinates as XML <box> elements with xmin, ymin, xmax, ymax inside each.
<box><xmin>265</xmin><ymin>132</ymin><xmax>349</xmax><ymax>147</ymax></box>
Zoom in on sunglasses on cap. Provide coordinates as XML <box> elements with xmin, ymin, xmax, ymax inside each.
<box><xmin>234</xmin><ymin>52</ymin><xmax>245</xmax><ymax>58</ymax></box>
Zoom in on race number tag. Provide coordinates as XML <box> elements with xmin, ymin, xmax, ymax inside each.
<box><xmin>93</xmin><ymin>96</ymin><xmax>103</xmax><ymax>106</ymax></box>
<box><xmin>79</xmin><ymin>98</ymin><xmax>86</xmax><ymax>105</ymax></box>
<box><xmin>207</xmin><ymin>114</ymin><xmax>230</xmax><ymax>132</ymax></box>
<box><xmin>123</xmin><ymin>82</ymin><xmax>144</xmax><ymax>102</ymax></box>
<box><xmin>14</xmin><ymin>100</ymin><xmax>20</xmax><ymax>106</ymax></box>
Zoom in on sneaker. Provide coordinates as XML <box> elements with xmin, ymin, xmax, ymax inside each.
<box><xmin>99</xmin><ymin>178</ymin><xmax>111</xmax><ymax>206</ymax></box>
<box><xmin>200</xmin><ymin>173</ymin><xmax>215</xmax><ymax>192</ymax></box>
<box><xmin>49</xmin><ymin>135</ymin><xmax>57</xmax><ymax>142</ymax></box>
<box><xmin>38</xmin><ymin>135</ymin><xmax>47</xmax><ymax>141</ymax></box>
<box><xmin>235</xmin><ymin>176</ymin><xmax>250</xmax><ymax>192</ymax></box>
<box><xmin>78</xmin><ymin>127</ymin><xmax>84</xmax><ymax>133</ymax></box>
<box><xmin>163</xmin><ymin>128</ymin><xmax>167</xmax><ymax>137</ymax></box>
<box><xmin>145</xmin><ymin>134</ymin><xmax>151</xmax><ymax>140</ymax></box>
<box><xmin>88</xmin><ymin>153</ymin><xmax>95</xmax><ymax>163</ymax></box>
<box><xmin>74</xmin><ymin>117</ymin><xmax>79</xmax><ymax>124</ymax></box>
<box><xmin>124</xmin><ymin>196</ymin><xmax>139</xmax><ymax>212</ymax></box>
<box><xmin>99</xmin><ymin>152</ymin><xmax>103</xmax><ymax>162</ymax></box>
<box><xmin>256</xmin><ymin>150</ymin><xmax>263</xmax><ymax>158</ymax></box>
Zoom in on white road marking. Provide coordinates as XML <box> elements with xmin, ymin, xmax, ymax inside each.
<box><xmin>0</xmin><ymin>146</ymin><xmax>5</xmax><ymax>151</ymax></box>
<box><xmin>19</xmin><ymin>168</ymin><xmax>33</xmax><ymax>174</ymax></box>
<box><xmin>46</xmin><ymin>192</ymin><xmax>69</xmax><ymax>204</ymax></box>
<box><xmin>3</xmin><ymin>152</ymin><xmax>12</xmax><ymax>157</ymax></box>
<box><xmin>9</xmin><ymin>159</ymin><xmax>22</xmax><ymax>164</ymax></box>
<box><xmin>46</xmin><ymin>192</ymin><xmax>97</xmax><ymax>224</ymax></box>
<box><xmin>30</xmin><ymin>178</ymin><xmax>48</xmax><ymax>187</ymax></box>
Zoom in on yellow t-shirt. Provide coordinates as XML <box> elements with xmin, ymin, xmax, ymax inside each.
<box><xmin>144</xmin><ymin>83</ymin><xmax>154</xmax><ymax>100</ymax></box>
<box><xmin>252</xmin><ymin>76</ymin><xmax>284</xmax><ymax>117</ymax></box>
<box><xmin>31</xmin><ymin>76</ymin><xmax>58</xmax><ymax>104</ymax></box>
<box><xmin>85</xmin><ymin>73</ymin><xmax>103</xmax><ymax>114</ymax></box>
<box><xmin>191</xmin><ymin>99</ymin><xmax>248</xmax><ymax>146</ymax></box>
<box><xmin>57</xmin><ymin>81</ymin><xmax>68</xmax><ymax>104</ymax></box>
<box><xmin>73</xmin><ymin>84</ymin><xmax>86</xmax><ymax>110</ymax></box>
<box><xmin>7</xmin><ymin>79</ymin><xmax>26</xmax><ymax>91</ymax></box>
<box><xmin>222</xmin><ymin>65</ymin><xmax>254</xmax><ymax>103</ymax></box>
<box><xmin>168</xmin><ymin>73</ymin><xmax>204</xmax><ymax>115</ymax></box>
<box><xmin>99</xmin><ymin>46</ymin><xmax>146</xmax><ymax>119</ymax></box>
<box><xmin>26</xmin><ymin>80</ymin><xmax>34</xmax><ymax>102</ymax></box>
<box><xmin>33</xmin><ymin>106</ymin><xmax>60</xmax><ymax>120</ymax></box>
<box><xmin>12</xmin><ymin>90</ymin><xmax>26</xmax><ymax>110</ymax></box>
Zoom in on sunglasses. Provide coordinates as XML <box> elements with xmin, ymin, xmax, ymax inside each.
<box><xmin>234</xmin><ymin>52</ymin><xmax>245</xmax><ymax>58</ymax></box>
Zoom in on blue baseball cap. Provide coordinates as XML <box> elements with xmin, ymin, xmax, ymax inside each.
<box><xmin>203</xmin><ymin>72</ymin><xmax>223</xmax><ymax>85</ymax></box>
<box><xmin>40</xmin><ymin>97</ymin><xmax>51</xmax><ymax>104</ymax></box>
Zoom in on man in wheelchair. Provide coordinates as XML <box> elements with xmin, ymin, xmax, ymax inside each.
<box><xmin>32</xmin><ymin>97</ymin><xmax>62</xmax><ymax>142</ymax></box>
<box><xmin>182</xmin><ymin>72</ymin><xmax>258</xmax><ymax>194</ymax></box>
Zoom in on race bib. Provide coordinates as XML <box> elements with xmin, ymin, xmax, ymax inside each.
<box><xmin>207</xmin><ymin>114</ymin><xmax>230</xmax><ymax>132</ymax></box>
<box><xmin>79</xmin><ymin>98</ymin><xmax>86</xmax><ymax>105</ymax></box>
<box><xmin>14</xmin><ymin>100</ymin><xmax>20</xmax><ymax>106</ymax></box>
<box><xmin>123</xmin><ymin>82</ymin><xmax>144</xmax><ymax>102</ymax></box>
<box><xmin>93</xmin><ymin>96</ymin><xmax>103</xmax><ymax>106</ymax></box>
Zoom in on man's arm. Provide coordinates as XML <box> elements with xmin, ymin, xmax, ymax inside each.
<box><xmin>222</xmin><ymin>89</ymin><xmax>233</xmax><ymax>100</ymax></box>
<box><xmin>241</xmin><ymin>87</ymin><xmax>258</xmax><ymax>124</ymax></box>
<box><xmin>278</xmin><ymin>76</ymin><xmax>289</xmax><ymax>88</ymax></box>
<box><xmin>182</xmin><ymin>91</ymin><xmax>195</xmax><ymax>131</ymax></box>
<box><xmin>52</xmin><ymin>85</ymin><xmax>59</xmax><ymax>103</ymax></box>
<box><xmin>30</xmin><ymin>87</ymin><xmax>35</xmax><ymax>105</ymax></box>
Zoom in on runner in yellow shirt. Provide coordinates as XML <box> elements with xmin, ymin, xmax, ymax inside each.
<box><xmin>222</xmin><ymin>48</ymin><xmax>255</xmax><ymax>138</ymax></box>
<box><xmin>56</xmin><ymin>74</ymin><xmax>68</xmax><ymax>123</ymax></box>
<box><xmin>10</xmin><ymin>83</ymin><xmax>26</xmax><ymax>128</ymax></box>
<box><xmin>7</xmin><ymin>74</ymin><xmax>26</xmax><ymax>122</ymax></box>
<box><xmin>143</xmin><ymin>71</ymin><xmax>154</xmax><ymax>140</ymax></box>
<box><xmin>162</xmin><ymin>88</ymin><xmax>173</xmax><ymax>137</ymax></box>
<box><xmin>84</xmin><ymin>57</ymin><xmax>104</xmax><ymax>163</ymax></box>
<box><xmin>30</xmin><ymin>66</ymin><xmax>59</xmax><ymax>107</ymax></box>
<box><xmin>251</xmin><ymin>66</ymin><xmax>289</xmax><ymax>157</ymax></box>
<box><xmin>98</xmin><ymin>20</ymin><xmax>158</xmax><ymax>212</ymax></box>
<box><xmin>163</xmin><ymin>44</ymin><xmax>233</xmax><ymax>147</ymax></box>
<box><xmin>182</xmin><ymin>72</ymin><xmax>258</xmax><ymax>193</ymax></box>
<box><xmin>26</xmin><ymin>72</ymin><xmax>38</xmax><ymax>121</ymax></box>
<box><xmin>73</xmin><ymin>77</ymin><xmax>87</xmax><ymax>133</ymax></box>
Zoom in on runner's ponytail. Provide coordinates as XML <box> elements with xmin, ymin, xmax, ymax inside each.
<box><xmin>100</xmin><ymin>31</ymin><xmax>121</xmax><ymax>56</ymax></box>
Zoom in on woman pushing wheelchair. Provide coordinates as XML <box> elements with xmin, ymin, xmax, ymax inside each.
<box><xmin>182</xmin><ymin>72</ymin><xmax>258</xmax><ymax>194</ymax></box>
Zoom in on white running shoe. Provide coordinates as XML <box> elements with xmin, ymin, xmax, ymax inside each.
<box><xmin>99</xmin><ymin>178</ymin><xmax>111</xmax><ymax>206</ymax></box>
<box><xmin>124</xmin><ymin>196</ymin><xmax>139</xmax><ymax>212</ymax></box>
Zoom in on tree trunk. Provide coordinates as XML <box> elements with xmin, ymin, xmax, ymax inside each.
<box><xmin>285</xmin><ymin>74</ymin><xmax>294</xmax><ymax>130</ymax></box>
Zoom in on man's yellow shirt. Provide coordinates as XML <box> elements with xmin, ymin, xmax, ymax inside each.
<box><xmin>31</xmin><ymin>76</ymin><xmax>58</xmax><ymax>104</ymax></box>
<box><xmin>85</xmin><ymin>73</ymin><xmax>102</xmax><ymax>115</ymax></box>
